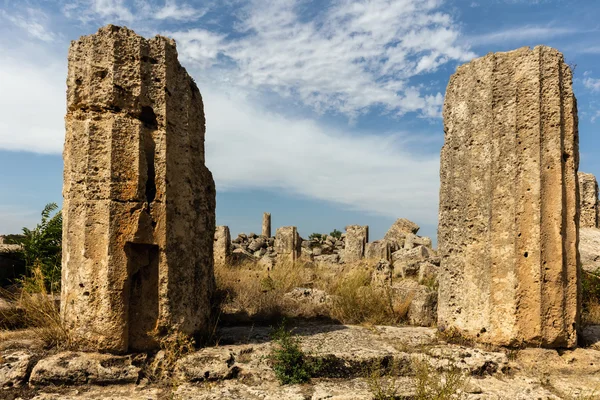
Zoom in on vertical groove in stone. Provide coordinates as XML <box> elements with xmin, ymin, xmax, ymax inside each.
<box><xmin>439</xmin><ymin>46</ymin><xmax>579</xmax><ymax>348</ymax></box>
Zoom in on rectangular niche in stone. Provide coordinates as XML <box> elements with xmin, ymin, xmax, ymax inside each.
<box><xmin>61</xmin><ymin>25</ymin><xmax>216</xmax><ymax>353</ymax></box>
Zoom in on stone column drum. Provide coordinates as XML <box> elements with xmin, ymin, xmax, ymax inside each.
<box><xmin>438</xmin><ymin>46</ymin><xmax>580</xmax><ymax>348</ymax></box>
<box><xmin>61</xmin><ymin>25</ymin><xmax>216</xmax><ymax>352</ymax></box>
<box><xmin>262</xmin><ymin>212</ymin><xmax>271</xmax><ymax>237</ymax></box>
<box><xmin>579</xmin><ymin>172</ymin><xmax>598</xmax><ymax>229</ymax></box>
<box><xmin>344</xmin><ymin>225</ymin><xmax>369</xmax><ymax>262</ymax></box>
<box><xmin>214</xmin><ymin>226</ymin><xmax>231</xmax><ymax>267</ymax></box>
<box><xmin>275</xmin><ymin>226</ymin><xmax>300</xmax><ymax>262</ymax></box>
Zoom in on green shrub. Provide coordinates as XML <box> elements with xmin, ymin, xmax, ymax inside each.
<box><xmin>308</xmin><ymin>233</ymin><xmax>322</xmax><ymax>240</ymax></box>
<box><xmin>329</xmin><ymin>229</ymin><xmax>342</xmax><ymax>239</ymax></box>
<box><xmin>20</xmin><ymin>203</ymin><xmax>62</xmax><ymax>292</ymax></box>
<box><xmin>269</xmin><ymin>321</ymin><xmax>319</xmax><ymax>384</ymax></box>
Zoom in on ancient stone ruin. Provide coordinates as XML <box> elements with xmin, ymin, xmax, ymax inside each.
<box><xmin>579</xmin><ymin>172</ymin><xmax>599</xmax><ymax>229</ymax></box>
<box><xmin>214</xmin><ymin>226</ymin><xmax>231</xmax><ymax>267</ymax></box>
<box><xmin>62</xmin><ymin>25</ymin><xmax>216</xmax><ymax>352</ymax></box>
<box><xmin>262</xmin><ymin>212</ymin><xmax>271</xmax><ymax>238</ymax></box>
<box><xmin>438</xmin><ymin>46</ymin><xmax>579</xmax><ymax>347</ymax></box>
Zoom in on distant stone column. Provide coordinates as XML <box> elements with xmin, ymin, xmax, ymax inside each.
<box><xmin>275</xmin><ymin>226</ymin><xmax>299</xmax><ymax>262</ymax></box>
<box><xmin>214</xmin><ymin>226</ymin><xmax>231</xmax><ymax>266</ymax></box>
<box><xmin>438</xmin><ymin>46</ymin><xmax>579</xmax><ymax>348</ymax></box>
<box><xmin>344</xmin><ymin>225</ymin><xmax>369</xmax><ymax>262</ymax></box>
<box><xmin>262</xmin><ymin>212</ymin><xmax>271</xmax><ymax>237</ymax></box>
<box><xmin>61</xmin><ymin>25</ymin><xmax>216</xmax><ymax>353</ymax></box>
<box><xmin>579</xmin><ymin>172</ymin><xmax>599</xmax><ymax>228</ymax></box>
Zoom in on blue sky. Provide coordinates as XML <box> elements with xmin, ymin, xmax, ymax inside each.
<box><xmin>0</xmin><ymin>0</ymin><xmax>599</xmax><ymax>244</ymax></box>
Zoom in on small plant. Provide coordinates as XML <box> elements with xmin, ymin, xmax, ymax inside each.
<box><xmin>413</xmin><ymin>358</ymin><xmax>467</xmax><ymax>400</ymax></box>
<box><xmin>269</xmin><ymin>321</ymin><xmax>319</xmax><ymax>384</ymax></box>
<box><xmin>308</xmin><ymin>233</ymin><xmax>322</xmax><ymax>240</ymax></box>
<box><xmin>329</xmin><ymin>229</ymin><xmax>342</xmax><ymax>239</ymax></box>
<box><xmin>366</xmin><ymin>358</ymin><xmax>404</xmax><ymax>400</ymax></box>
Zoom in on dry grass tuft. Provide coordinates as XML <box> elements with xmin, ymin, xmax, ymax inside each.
<box><xmin>412</xmin><ymin>357</ymin><xmax>467</xmax><ymax>400</ymax></box>
<box><xmin>1</xmin><ymin>266</ymin><xmax>71</xmax><ymax>349</ymax></box>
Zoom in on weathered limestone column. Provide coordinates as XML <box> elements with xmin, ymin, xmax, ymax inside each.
<box><xmin>438</xmin><ymin>46</ymin><xmax>579</xmax><ymax>348</ymax></box>
<box><xmin>214</xmin><ymin>226</ymin><xmax>231</xmax><ymax>266</ymax></box>
<box><xmin>275</xmin><ymin>226</ymin><xmax>299</xmax><ymax>263</ymax></box>
<box><xmin>262</xmin><ymin>212</ymin><xmax>271</xmax><ymax>237</ymax></box>
<box><xmin>344</xmin><ymin>225</ymin><xmax>369</xmax><ymax>262</ymax></box>
<box><xmin>579</xmin><ymin>172</ymin><xmax>598</xmax><ymax>228</ymax></box>
<box><xmin>61</xmin><ymin>25</ymin><xmax>216</xmax><ymax>352</ymax></box>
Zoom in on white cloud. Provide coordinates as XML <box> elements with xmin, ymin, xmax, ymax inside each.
<box><xmin>584</xmin><ymin>77</ymin><xmax>600</xmax><ymax>92</ymax></box>
<box><xmin>467</xmin><ymin>26</ymin><xmax>579</xmax><ymax>46</ymax></box>
<box><xmin>0</xmin><ymin>52</ymin><xmax>65</xmax><ymax>154</ymax></box>
<box><xmin>202</xmin><ymin>83</ymin><xmax>440</xmax><ymax>223</ymax></box>
<box><xmin>0</xmin><ymin>8</ymin><xmax>56</xmax><ymax>42</ymax></box>
<box><xmin>63</xmin><ymin>0</ymin><xmax>205</xmax><ymax>23</ymax></box>
<box><xmin>168</xmin><ymin>0</ymin><xmax>475</xmax><ymax>119</ymax></box>
<box><xmin>154</xmin><ymin>0</ymin><xmax>205</xmax><ymax>21</ymax></box>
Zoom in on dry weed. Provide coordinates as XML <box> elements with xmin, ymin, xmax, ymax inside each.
<box><xmin>2</xmin><ymin>266</ymin><xmax>71</xmax><ymax>349</ymax></box>
<box><xmin>216</xmin><ymin>258</ymin><xmax>412</xmax><ymax>325</ymax></box>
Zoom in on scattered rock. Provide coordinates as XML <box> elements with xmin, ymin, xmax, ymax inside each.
<box><xmin>175</xmin><ymin>348</ymin><xmax>239</xmax><ymax>382</ymax></box>
<box><xmin>0</xmin><ymin>351</ymin><xmax>33</xmax><ymax>388</ymax></box>
<box><xmin>30</xmin><ymin>352</ymin><xmax>139</xmax><ymax>385</ymax></box>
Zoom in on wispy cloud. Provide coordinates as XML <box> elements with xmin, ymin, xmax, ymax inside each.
<box><xmin>466</xmin><ymin>25</ymin><xmax>580</xmax><ymax>46</ymax></box>
<box><xmin>167</xmin><ymin>0</ymin><xmax>475</xmax><ymax>119</ymax></box>
<box><xmin>584</xmin><ymin>77</ymin><xmax>600</xmax><ymax>92</ymax></box>
<box><xmin>202</xmin><ymin>83</ymin><xmax>440</xmax><ymax>223</ymax></box>
<box><xmin>0</xmin><ymin>8</ymin><xmax>56</xmax><ymax>42</ymax></box>
<box><xmin>63</xmin><ymin>0</ymin><xmax>205</xmax><ymax>23</ymax></box>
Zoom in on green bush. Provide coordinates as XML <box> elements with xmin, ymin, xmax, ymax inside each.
<box><xmin>308</xmin><ymin>233</ymin><xmax>322</xmax><ymax>240</ymax></box>
<box><xmin>269</xmin><ymin>321</ymin><xmax>319</xmax><ymax>384</ymax></box>
<box><xmin>20</xmin><ymin>203</ymin><xmax>62</xmax><ymax>292</ymax></box>
<box><xmin>329</xmin><ymin>229</ymin><xmax>342</xmax><ymax>239</ymax></box>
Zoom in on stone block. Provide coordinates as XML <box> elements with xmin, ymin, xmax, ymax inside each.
<box><xmin>438</xmin><ymin>46</ymin><xmax>579</xmax><ymax>347</ymax></box>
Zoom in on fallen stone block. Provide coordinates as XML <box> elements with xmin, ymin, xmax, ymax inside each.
<box><xmin>30</xmin><ymin>352</ymin><xmax>139</xmax><ymax>386</ymax></box>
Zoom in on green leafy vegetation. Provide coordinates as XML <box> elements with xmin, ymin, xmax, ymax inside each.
<box><xmin>269</xmin><ymin>321</ymin><xmax>320</xmax><ymax>385</ymax></box>
<box><xmin>20</xmin><ymin>203</ymin><xmax>62</xmax><ymax>291</ymax></box>
<box><xmin>329</xmin><ymin>229</ymin><xmax>342</xmax><ymax>239</ymax></box>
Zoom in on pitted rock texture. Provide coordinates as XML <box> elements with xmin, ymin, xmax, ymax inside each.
<box><xmin>274</xmin><ymin>226</ymin><xmax>300</xmax><ymax>262</ymax></box>
<box><xmin>579</xmin><ymin>172</ymin><xmax>598</xmax><ymax>228</ymax></box>
<box><xmin>214</xmin><ymin>226</ymin><xmax>231</xmax><ymax>266</ymax></box>
<box><xmin>62</xmin><ymin>25</ymin><xmax>216</xmax><ymax>352</ymax></box>
<box><xmin>261</xmin><ymin>212</ymin><xmax>271</xmax><ymax>238</ymax></box>
<box><xmin>343</xmin><ymin>225</ymin><xmax>368</xmax><ymax>262</ymax></box>
<box><xmin>438</xmin><ymin>46</ymin><xmax>579</xmax><ymax>348</ymax></box>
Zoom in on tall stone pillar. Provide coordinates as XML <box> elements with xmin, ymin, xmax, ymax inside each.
<box><xmin>61</xmin><ymin>25</ymin><xmax>216</xmax><ymax>352</ymax></box>
<box><xmin>275</xmin><ymin>226</ymin><xmax>300</xmax><ymax>263</ymax></box>
<box><xmin>344</xmin><ymin>225</ymin><xmax>368</xmax><ymax>262</ymax></box>
<box><xmin>438</xmin><ymin>46</ymin><xmax>579</xmax><ymax>348</ymax></box>
<box><xmin>262</xmin><ymin>212</ymin><xmax>271</xmax><ymax>237</ymax></box>
<box><xmin>214</xmin><ymin>226</ymin><xmax>231</xmax><ymax>267</ymax></box>
<box><xmin>579</xmin><ymin>172</ymin><xmax>598</xmax><ymax>228</ymax></box>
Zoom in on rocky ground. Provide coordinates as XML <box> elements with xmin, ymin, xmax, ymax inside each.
<box><xmin>2</xmin><ymin>323</ymin><xmax>600</xmax><ymax>399</ymax></box>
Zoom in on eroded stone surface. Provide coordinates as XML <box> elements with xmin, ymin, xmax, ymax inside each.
<box><xmin>262</xmin><ymin>213</ymin><xmax>271</xmax><ymax>238</ymax></box>
<box><xmin>29</xmin><ymin>351</ymin><xmax>139</xmax><ymax>385</ymax></box>
<box><xmin>214</xmin><ymin>226</ymin><xmax>231</xmax><ymax>267</ymax></box>
<box><xmin>579</xmin><ymin>172</ymin><xmax>599</xmax><ymax>228</ymax></box>
<box><xmin>61</xmin><ymin>25</ymin><xmax>216</xmax><ymax>352</ymax></box>
<box><xmin>438</xmin><ymin>46</ymin><xmax>579</xmax><ymax>348</ymax></box>
<box><xmin>0</xmin><ymin>351</ymin><xmax>33</xmax><ymax>388</ymax></box>
<box><xmin>274</xmin><ymin>226</ymin><xmax>300</xmax><ymax>262</ymax></box>
<box><xmin>343</xmin><ymin>225</ymin><xmax>368</xmax><ymax>263</ymax></box>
